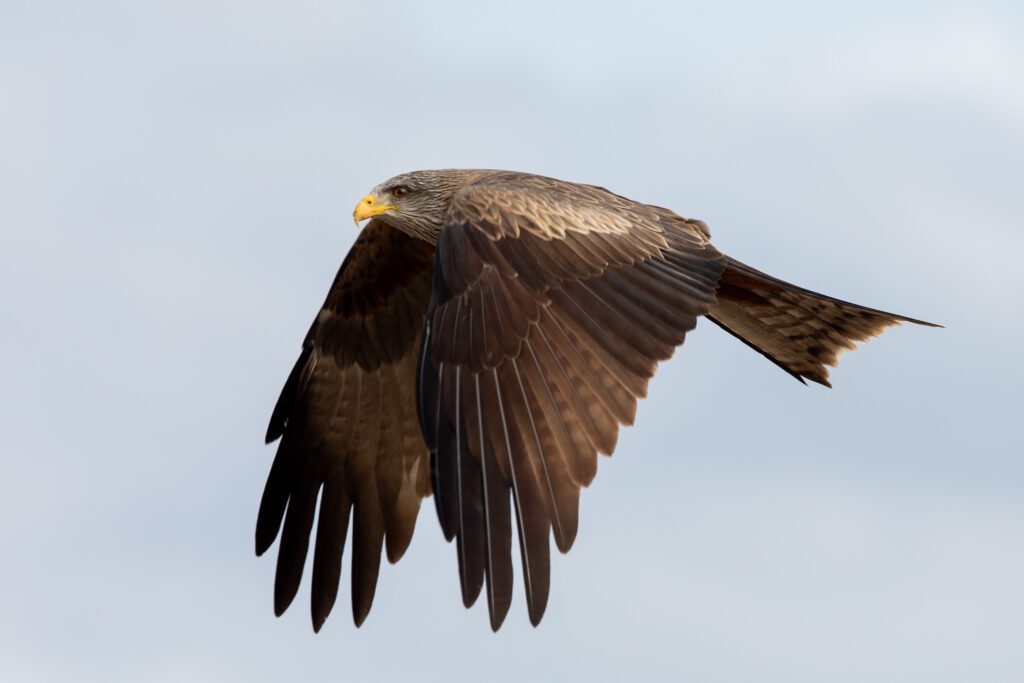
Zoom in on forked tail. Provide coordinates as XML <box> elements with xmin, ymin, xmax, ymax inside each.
<box><xmin>707</xmin><ymin>257</ymin><xmax>940</xmax><ymax>387</ymax></box>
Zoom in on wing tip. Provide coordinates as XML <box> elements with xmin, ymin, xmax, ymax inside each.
<box><xmin>273</xmin><ymin>595</ymin><xmax>291</xmax><ymax>618</ymax></box>
<box><xmin>385</xmin><ymin>538</ymin><xmax>408</xmax><ymax>564</ymax></box>
<box><xmin>487</xmin><ymin>594</ymin><xmax>512</xmax><ymax>632</ymax></box>
<box><xmin>352</xmin><ymin>604</ymin><xmax>371</xmax><ymax>628</ymax></box>
<box><xmin>254</xmin><ymin>518</ymin><xmax>282</xmax><ymax>557</ymax></box>
<box><xmin>526</xmin><ymin>590</ymin><xmax>549</xmax><ymax>627</ymax></box>
<box><xmin>265</xmin><ymin>409</ymin><xmax>287</xmax><ymax>444</ymax></box>
<box><xmin>461</xmin><ymin>577</ymin><xmax>483</xmax><ymax>609</ymax></box>
<box><xmin>264</xmin><ymin>425</ymin><xmax>281</xmax><ymax>445</ymax></box>
<box><xmin>552</xmin><ymin>524</ymin><xmax>578</xmax><ymax>554</ymax></box>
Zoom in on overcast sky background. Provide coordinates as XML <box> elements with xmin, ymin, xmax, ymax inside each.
<box><xmin>2</xmin><ymin>1</ymin><xmax>1022</xmax><ymax>681</ymax></box>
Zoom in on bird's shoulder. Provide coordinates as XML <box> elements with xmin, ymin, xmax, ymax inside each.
<box><xmin>446</xmin><ymin>170</ymin><xmax>711</xmax><ymax>247</ymax></box>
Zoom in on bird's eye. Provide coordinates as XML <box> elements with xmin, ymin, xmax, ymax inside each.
<box><xmin>392</xmin><ymin>186</ymin><xmax>408</xmax><ymax>198</ymax></box>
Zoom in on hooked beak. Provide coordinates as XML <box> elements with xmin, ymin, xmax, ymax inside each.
<box><xmin>352</xmin><ymin>194</ymin><xmax>398</xmax><ymax>228</ymax></box>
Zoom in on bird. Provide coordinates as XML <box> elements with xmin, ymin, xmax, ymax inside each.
<box><xmin>255</xmin><ymin>169</ymin><xmax>938</xmax><ymax>633</ymax></box>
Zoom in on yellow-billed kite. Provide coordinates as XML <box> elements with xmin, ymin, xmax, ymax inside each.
<box><xmin>256</xmin><ymin>170</ymin><xmax>937</xmax><ymax>632</ymax></box>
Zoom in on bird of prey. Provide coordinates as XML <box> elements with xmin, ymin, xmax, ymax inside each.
<box><xmin>256</xmin><ymin>169</ymin><xmax>936</xmax><ymax>632</ymax></box>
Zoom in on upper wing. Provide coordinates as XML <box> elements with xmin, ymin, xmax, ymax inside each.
<box><xmin>417</xmin><ymin>173</ymin><xmax>726</xmax><ymax>629</ymax></box>
<box><xmin>257</xmin><ymin>219</ymin><xmax>435</xmax><ymax>630</ymax></box>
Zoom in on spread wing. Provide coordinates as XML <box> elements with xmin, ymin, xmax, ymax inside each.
<box><xmin>416</xmin><ymin>173</ymin><xmax>727</xmax><ymax>630</ymax></box>
<box><xmin>257</xmin><ymin>219</ymin><xmax>435</xmax><ymax>630</ymax></box>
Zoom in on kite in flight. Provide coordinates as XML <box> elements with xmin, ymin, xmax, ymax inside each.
<box><xmin>256</xmin><ymin>169</ymin><xmax>936</xmax><ymax>632</ymax></box>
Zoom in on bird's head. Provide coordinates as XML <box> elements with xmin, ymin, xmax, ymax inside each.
<box><xmin>353</xmin><ymin>169</ymin><xmax>473</xmax><ymax>243</ymax></box>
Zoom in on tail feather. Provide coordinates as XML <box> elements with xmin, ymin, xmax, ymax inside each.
<box><xmin>707</xmin><ymin>258</ymin><xmax>940</xmax><ymax>387</ymax></box>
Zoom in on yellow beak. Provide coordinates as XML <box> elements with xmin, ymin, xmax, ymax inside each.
<box><xmin>352</xmin><ymin>194</ymin><xmax>398</xmax><ymax>228</ymax></box>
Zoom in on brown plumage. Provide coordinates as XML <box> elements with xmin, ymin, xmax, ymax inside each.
<box><xmin>257</xmin><ymin>222</ymin><xmax>433</xmax><ymax>630</ymax></box>
<box><xmin>257</xmin><ymin>169</ymin><xmax>938</xmax><ymax>631</ymax></box>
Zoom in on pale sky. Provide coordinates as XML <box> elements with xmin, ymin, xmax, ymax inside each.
<box><xmin>1</xmin><ymin>1</ymin><xmax>1022</xmax><ymax>681</ymax></box>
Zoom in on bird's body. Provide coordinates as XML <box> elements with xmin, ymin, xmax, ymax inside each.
<box><xmin>256</xmin><ymin>169</ymin><xmax>936</xmax><ymax>631</ymax></box>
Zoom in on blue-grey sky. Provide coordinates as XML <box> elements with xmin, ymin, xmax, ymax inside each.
<box><xmin>2</xmin><ymin>1</ymin><xmax>1022</xmax><ymax>681</ymax></box>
